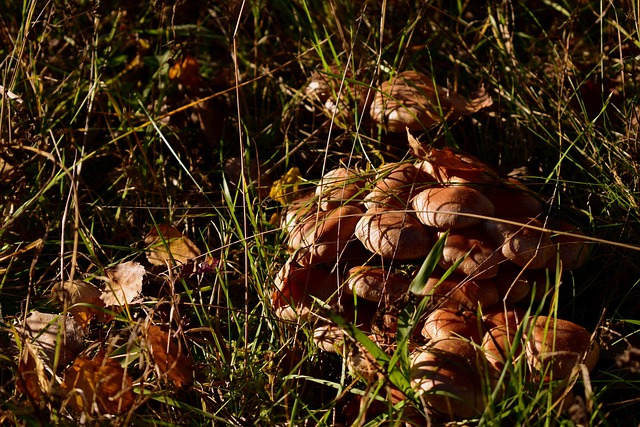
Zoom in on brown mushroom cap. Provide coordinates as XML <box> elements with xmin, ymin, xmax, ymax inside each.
<box><xmin>492</xmin><ymin>263</ymin><xmax>532</xmax><ymax>303</ymax></box>
<box><xmin>483</xmin><ymin>217</ymin><xmax>555</xmax><ymax>269</ymax></box>
<box><xmin>546</xmin><ymin>221</ymin><xmax>590</xmax><ymax>271</ymax></box>
<box><xmin>410</xmin><ymin>338</ymin><xmax>486</xmax><ymax>419</ymax></box>
<box><xmin>482</xmin><ymin>325</ymin><xmax>525</xmax><ymax>373</ymax></box>
<box><xmin>482</xmin><ymin>304</ymin><xmax>526</xmax><ymax>330</ymax></box>
<box><xmin>412</xmin><ymin>186</ymin><xmax>495</xmax><ymax>229</ymax></box>
<box><xmin>287</xmin><ymin>205</ymin><xmax>363</xmax><ymax>265</ymax></box>
<box><xmin>281</xmin><ymin>190</ymin><xmax>318</xmax><ymax>234</ymax></box>
<box><xmin>421</xmin><ymin>308</ymin><xmax>483</xmax><ymax>343</ymax></box>
<box><xmin>364</xmin><ymin>162</ymin><xmax>434</xmax><ymax>210</ymax></box>
<box><xmin>481</xmin><ymin>178</ymin><xmax>544</xmax><ymax>218</ymax></box>
<box><xmin>344</xmin><ymin>266</ymin><xmax>411</xmax><ymax>302</ymax></box>
<box><xmin>355</xmin><ymin>207</ymin><xmax>433</xmax><ymax>260</ymax></box>
<box><xmin>272</xmin><ymin>261</ymin><xmax>339</xmax><ymax>321</ymax></box>
<box><xmin>438</xmin><ymin>228</ymin><xmax>503</xmax><ymax>280</ymax></box>
<box><xmin>315</xmin><ymin>167</ymin><xmax>368</xmax><ymax>211</ymax></box>
<box><xmin>526</xmin><ymin>315</ymin><xmax>600</xmax><ymax>379</ymax></box>
<box><xmin>370</xmin><ymin>71</ymin><xmax>493</xmax><ymax>133</ymax></box>
<box><xmin>313</xmin><ymin>324</ymin><xmax>348</xmax><ymax>354</ymax></box>
<box><xmin>416</xmin><ymin>273</ymin><xmax>499</xmax><ymax>310</ymax></box>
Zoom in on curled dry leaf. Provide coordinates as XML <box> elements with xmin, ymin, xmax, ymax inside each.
<box><xmin>16</xmin><ymin>341</ymin><xmax>49</xmax><ymax>403</ymax></box>
<box><xmin>145</xmin><ymin>224</ymin><xmax>202</xmax><ymax>266</ymax></box>
<box><xmin>52</xmin><ymin>280</ymin><xmax>108</xmax><ymax>328</ymax></box>
<box><xmin>146</xmin><ymin>324</ymin><xmax>194</xmax><ymax>388</ymax></box>
<box><xmin>61</xmin><ymin>350</ymin><xmax>134</xmax><ymax>415</ymax></box>
<box><xmin>100</xmin><ymin>261</ymin><xmax>146</xmax><ymax>307</ymax></box>
<box><xmin>18</xmin><ymin>311</ymin><xmax>85</xmax><ymax>368</ymax></box>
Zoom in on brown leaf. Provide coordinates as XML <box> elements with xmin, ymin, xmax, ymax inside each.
<box><xmin>146</xmin><ymin>324</ymin><xmax>194</xmax><ymax>388</ymax></box>
<box><xmin>168</xmin><ymin>55</ymin><xmax>202</xmax><ymax>89</ymax></box>
<box><xmin>144</xmin><ymin>224</ymin><xmax>201</xmax><ymax>266</ymax></box>
<box><xmin>52</xmin><ymin>280</ymin><xmax>109</xmax><ymax>328</ymax></box>
<box><xmin>61</xmin><ymin>350</ymin><xmax>134</xmax><ymax>415</ymax></box>
<box><xmin>19</xmin><ymin>311</ymin><xmax>85</xmax><ymax>368</ymax></box>
<box><xmin>16</xmin><ymin>342</ymin><xmax>50</xmax><ymax>402</ymax></box>
<box><xmin>100</xmin><ymin>261</ymin><xmax>146</xmax><ymax>307</ymax></box>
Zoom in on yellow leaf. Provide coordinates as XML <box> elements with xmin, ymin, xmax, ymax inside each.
<box><xmin>144</xmin><ymin>224</ymin><xmax>202</xmax><ymax>267</ymax></box>
<box><xmin>269</xmin><ymin>167</ymin><xmax>302</xmax><ymax>205</ymax></box>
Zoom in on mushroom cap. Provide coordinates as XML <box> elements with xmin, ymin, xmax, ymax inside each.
<box><xmin>481</xmin><ymin>304</ymin><xmax>526</xmax><ymax>330</ymax></box>
<box><xmin>482</xmin><ymin>178</ymin><xmax>544</xmax><ymax>218</ymax></box>
<box><xmin>344</xmin><ymin>266</ymin><xmax>411</xmax><ymax>303</ymax></box>
<box><xmin>281</xmin><ymin>190</ymin><xmax>317</xmax><ymax>234</ymax></box>
<box><xmin>313</xmin><ymin>324</ymin><xmax>348</xmax><ymax>354</ymax></box>
<box><xmin>315</xmin><ymin>167</ymin><xmax>368</xmax><ymax>211</ymax></box>
<box><xmin>421</xmin><ymin>308</ymin><xmax>483</xmax><ymax>343</ymax></box>
<box><xmin>483</xmin><ymin>217</ymin><xmax>555</xmax><ymax>269</ymax></box>
<box><xmin>287</xmin><ymin>205</ymin><xmax>363</xmax><ymax>265</ymax></box>
<box><xmin>482</xmin><ymin>325</ymin><xmax>525</xmax><ymax>373</ymax></box>
<box><xmin>272</xmin><ymin>261</ymin><xmax>339</xmax><ymax>321</ymax></box>
<box><xmin>526</xmin><ymin>315</ymin><xmax>599</xmax><ymax>379</ymax></box>
<box><xmin>370</xmin><ymin>71</ymin><xmax>493</xmax><ymax>133</ymax></box>
<box><xmin>412</xmin><ymin>186</ymin><xmax>495</xmax><ymax>229</ymax></box>
<box><xmin>416</xmin><ymin>148</ymin><xmax>498</xmax><ymax>185</ymax></box>
<box><xmin>438</xmin><ymin>228</ymin><xmax>503</xmax><ymax>280</ymax></box>
<box><xmin>546</xmin><ymin>221</ymin><xmax>590</xmax><ymax>271</ymax></box>
<box><xmin>492</xmin><ymin>263</ymin><xmax>532</xmax><ymax>303</ymax></box>
<box><xmin>416</xmin><ymin>273</ymin><xmax>499</xmax><ymax>310</ymax></box>
<box><xmin>410</xmin><ymin>338</ymin><xmax>486</xmax><ymax>419</ymax></box>
<box><xmin>355</xmin><ymin>207</ymin><xmax>433</xmax><ymax>260</ymax></box>
<box><xmin>364</xmin><ymin>162</ymin><xmax>434</xmax><ymax>210</ymax></box>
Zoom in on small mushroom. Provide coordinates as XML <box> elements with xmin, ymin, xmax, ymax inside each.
<box><xmin>437</xmin><ymin>228</ymin><xmax>503</xmax><ymax>279</ymax></box>
<box><xmin>483</xmin><ymin>217</ymin><xmax>555</xmax><ymax>269</ymax></box>
<box><xmin>482</xmin><ymin>325</ymin><xmax>525</xmax><ymax>373</ymax></box>
<box><xmin>315</xmin><ymin>167</ymin><xmax>368</xmax><ymax>211</ymax></box>
<box><xmin>481</xmin><ymin>304</ymin><xmax>526</xmax><ymax>330</ymax></box>
<box><xmin>281</xmin><ymin>190</ymin><xmax>317</xmax><ymax>234</ymax></box>
<box><xmin>313</xmin><ymin>324</ymin><xmax>348</xmax><ymax>354</ymax></box>
<box><xmin>421</xmin><ymin>308</ymin><xmax>483</xmax><ymax>343</ymax></box>
<box><xmin>526</xmin><ymin>315</ymin><xmax>600</xmax><ymax>379</ymax></box>
<box><xmin>492</xmin><ymin>263</ymin><xmax>531</xmax><ymax>303</ymax></box>
<box><xmin>412</xmin><ymin>186</ymin><xmax>495</xmax><ymax>229</ymax></box>
<box><xmin>354</xmin><ymin>207</ymin><xmax>433</xmax><ymax>260</ymax></box>
<box><xmin>546</xmin><ymin>221</ymin><xmax>590</xmax><ymax>271</ymax></box>
<box><xmin>363</xmin><ymin>162</ymin><xmax>434</xmax><ymax>210</ymax></box>
<box><xmin>370</xmin><ymin>71</ymin><xmax>493</xmax><ymax>132</ymax></box>
<box><xmin>287</xmin><ymin>205</ymin><xmax>363</xmax><ymax>265</ymax></box>
<box><xmin>271</xmin><ymin>260</ymin><xmax>339</xmax><ymax>321</ymax></box>
<box><xmin>344</xmin><ymin>266</ymin><xmax>411</xmax><ymax>303</ymax></box>
<box><xmin>416</xmin><ymin>273</ymin><xmax>499</xmax><ymax>310</ymax></box>
<box><xmin>410</xmin><ymin>338</ymin><xmax>486</xmax><ymax>419</ymax></box>
<box><xmin>482</xmin><ymin>178</ymin><xmax>544</xmax><ymax>218</ymax></box>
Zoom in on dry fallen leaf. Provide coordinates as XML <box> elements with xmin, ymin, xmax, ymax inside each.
<box><xmin>168</xmin><ymin>54</ymin><xmax>202</xmax><ymax>88</ymax></box>
<box><xmin>146</xmin><ymin>324</ymin><xmax>194</xmax><ymax>388</ymax></box>
<box><xmin>19</xmin><ymin>311</ymin><xmax>85</xmax><ymax>368</ymax></box>
<box><xmin>16</xmin><ymin>341</ymin><xmax>50</xmax><ymax>403</ymax></box>
<box><xmin>100</xmin><ymin>261</ymin><xmax>146</xmax><ymax>307</ymax></box>
<box><xmin>61</xmin><ymin>350</ymin><xmax>134</xmax><ymax>415</ymax></box>
<box><xmin>52</xmin><ymin>280</ymin><xmax>108</xmax><ymax>328</ymax></box>
<box><xmin>144</xmin><ymin>224</ymin><xmax>201</xmax><ymax>266</ymax></box>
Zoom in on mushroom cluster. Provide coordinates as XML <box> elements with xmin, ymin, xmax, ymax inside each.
<box><xmin>306</xmin><ymin>68</ymin><xmax>493</xmax><ymax>131</ymax></box>
<box><xmin>272</xmin><ymin>133</ymin><xmax>597</xmax><ymax>418</ymax></box>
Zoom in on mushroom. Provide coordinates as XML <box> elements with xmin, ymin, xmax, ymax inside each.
<box><xmin>481</xmin><ymin>304</ymin><xmax>526</xmax><ymax>330</ymax></box>
<box><xmin>412</xmin><ymin>186</ymin><xmax>495</xmax><ymax>229</ymax></box>
<box><xmin>410</xmin><ymin>338</ymin><xmax>486</xmax><ymax>419</ymax></box>
<box><xmin>315</xmin><ymin>167</ymin><xmax>368</xmax><ymax>211</ymax></box>
<box><xmin>344</xmin><ymin>266</ymin><xmax>411</xmax><ymax>303</ymax></box>
<box><xmin>369</xmin><ymin>71</ymin><xmax>493</xmax><ymax>132</ymax></box>
<box><xmin>482</xmin><ymin>325</ymin><xmax>525</xmax><ymax>373</ymax></box>
<box><xmin>287</xmin><ymin>205</ymin><xmax>363</xmax><ymax>265</ymax></box>
<box><xmin>416</xmin><ymin>273</ymin><xmax>499</xmax><ymax>310</ymax></box>
<box><xmin>354</xmin><ymin>207</ymin><xmax>433</xmax><ymax>260</ymax></box>
<box><xmin>313</xmin><ymin>324</ymin><xmax>348</xmax><ymax>354</ymax></box>
<box><xmin>492</xmin><ymin>263</ymin><xmax>531</xmax><ymax>303</ymax></box>
<box><xmin>306</xmin><ymin>65</ymin><xmax>372</xmax><ymax>128</ymax></box>
<box><xmin>281</xmin><ymin>190</ymin><xmax>318</xmax><ymax>234</ymax></box>
<box><xmin>483</xmin><ymin>217</ymin><xmax>555</xmax><ymax>269</ymax></box>
<box><xmin>271</xmin><ymin>260</ymin><xmax>339</xmax><ymax>321</ymax></box>
<box><xmin>546</xmin><ymin>221</ymin><xmax>590</xmax><ymax>271</ymax></box>
<box><xmin>363</xmin><ymin>162</ymin><xmax>434</xmax><ymax>210</ymax></box>
<box><xmin>526</xmin><ymin>316</ymin><xmax>599</xmax><ymax>379</ymax></box>
<box><xmin>482</xmin><ymin>178</ymin><xmax>544</xmax><ymax>218</ymax></box>
<box><xmin>421</xmin><ymin>308</ymin><xmax>483</xmax><ymax>343</ymax></box>
<box><xmin>437</xmin><ymin>228</ymin><xmax>503</xmax><ymax>280</ymax></box>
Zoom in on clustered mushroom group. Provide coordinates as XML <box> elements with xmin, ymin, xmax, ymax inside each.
<box><xmin>272</xmin><ymin>69</ymin><xmax>599</xmax><ymax>420</ymax></box>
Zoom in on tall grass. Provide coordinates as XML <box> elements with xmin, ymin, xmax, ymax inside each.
<box><xmin>1</xmin><ymin>0</ymin><xmax>640</xmax><ymax>425</ymax></box>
